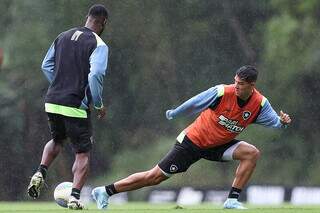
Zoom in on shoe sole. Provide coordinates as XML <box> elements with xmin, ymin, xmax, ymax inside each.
<box><xmin>224</xmin><ymin>206</ymin><xmax>247</xmax><ymax>209</ymax></box>
<box><xmin>68</xmin><ymin>204</ymin><xmax>84</xmax><ymax>210</ymax></box>
<box><xmin>27</xmin><ymin>185</ymin><xmax>39</xmax><ymax>198</ymax></box>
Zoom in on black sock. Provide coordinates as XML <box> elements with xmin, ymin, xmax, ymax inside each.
<box><xmin>37</xmin><ymin>164</ymin><xmax>48</xmax><ymax>179</ymax></box>
<box><xmin>71</xmin><ymin>188</ymin><xmax>81</xmax><ymax>199</ymax></box>
<box><xmin>228</xmin><ymin>187</ymin><xmax>242</xmax><ymax>199</ymax></box>
<box><xmin>105</xmin><ymin>184</ymin><xmax>118</xmax><ymax>196</ymax></box>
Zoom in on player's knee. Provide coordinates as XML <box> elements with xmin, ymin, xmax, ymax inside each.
<box><xmin>248</xmin><ymin>146</ymin><xmax>260</xmax><ymax>161</ymax></box>
<box><xmin>145</xmin><ymin>170</ymin><xmax>166</xmax><ymax>185</ymax></box>
<box><xmin>151</xmin><ymin>175</ymin><xmax>165</xmax><ymax>185</ymax></box>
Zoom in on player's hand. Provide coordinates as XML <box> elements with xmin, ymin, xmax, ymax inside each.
<box><xmin>97</xmin><ymin>106</ymin><xmax>106</xmax><ymax>119</ymax></box>
<box><xmin>279</xmin><ymin>110</ymin><xmax>291</xmax><ymax>125</ymax></box>
<box><xmin>166</xmin><ymin>110</ymin><xmax>173</xmax><ymax>120</ymax></box>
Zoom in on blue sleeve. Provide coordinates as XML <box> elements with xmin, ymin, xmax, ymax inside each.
<box><xmin>41</xmin><ymin>43</ymin><xmax>55</xmax><ymax>83</ymax></box>
<box><xmin>88</xmin><ymin>45</ymin><xmax>109</xmax><ymax>109</ymax></box>
<box><xmin>255</xmin><ymin>99</ymin><xmax>284</xmax><ymax>128</ymax></box>
<box><xmin>166</xmin><ymin>85</ymin><xmax>224</xmax><ymax>120</ymax></box>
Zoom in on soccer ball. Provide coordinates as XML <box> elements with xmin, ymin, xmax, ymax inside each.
<box><xmin>54</xmin><ymin>182</ymin><xmax>73</xmax><ymax>208</ymax></box>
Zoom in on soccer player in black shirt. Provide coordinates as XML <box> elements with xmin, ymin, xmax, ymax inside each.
<box><xmin>27</xmin><ymin>4</ymin><xmax>109</xmax><ymax>210</ymax></box>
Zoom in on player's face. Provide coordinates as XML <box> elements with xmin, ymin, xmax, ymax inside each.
<box><xmin>234</xmin><ymin>75</ymin><xmax>254</xmax><ymax>100</ymax></box>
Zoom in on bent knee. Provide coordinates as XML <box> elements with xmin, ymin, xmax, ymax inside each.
<box><xmin>235</xmin><ymin>142</ymin><xmax>261</xmax><ymax>161</ymax></box>
<box><xmin>247</xmin><ymin>146</ymin><xmax>260</xmax><ymax>161</ymax></box>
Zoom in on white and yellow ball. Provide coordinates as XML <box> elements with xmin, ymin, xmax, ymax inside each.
<box><xmin>54</xmin><ymin>182</ymin><xmax>73</xmax><ymax>208</ymax></box>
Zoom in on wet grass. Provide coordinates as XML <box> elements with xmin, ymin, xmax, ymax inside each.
<box><xmin>1</xmin><ymin>202</ymin><xmax>320</xmax><ymax>212</ymax></box>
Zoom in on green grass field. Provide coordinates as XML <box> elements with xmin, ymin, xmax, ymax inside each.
<box><xmin>1</xmin><ymin>202</ymin><xmax>320</xmax><ymax>213</ymax></box>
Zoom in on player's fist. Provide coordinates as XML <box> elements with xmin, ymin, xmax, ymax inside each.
<box><xmin>279</xmin><ymin>110</ymin><xmax>291</xmax><ymax>125</ymax></box>
<box><xmin>166</xmin><ymin>110</ymin><xmax>173</xmax><ymax>120</ymax></box>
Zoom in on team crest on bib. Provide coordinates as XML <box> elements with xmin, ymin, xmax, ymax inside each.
<box><xmin>170</xmin><ymin>164</ymin><xmax>178</xmax><ymax>173</ymax></box>
<box><xmin>242</xmin><ymin>111</ymin><xmax>251</xmax><ymax>120</ymax></box>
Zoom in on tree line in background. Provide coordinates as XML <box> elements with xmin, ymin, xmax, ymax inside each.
<box><xmin>0</xmin><ymin>0</ymin><xmax>319</xmax><ymax>200</ymax></box>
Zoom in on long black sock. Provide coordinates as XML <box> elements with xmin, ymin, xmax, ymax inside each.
<box><xmin>228</xmin><ymin>187</ymin><xmax>242</xmax><ymax>199</ymax></box>
<box><xmin>37</xmin><ymin>164</ymin><xmax>48</xmax><ymax>179</ymax></box>
<box><xmin>105</xmin><ymin>184</ymin><xmax>118</xmax><ymax>196</ymax></box>
<box><xmin>71</xmin><ymin>188</ymin><xmax>81</xmax><ymax>199</ymax></box>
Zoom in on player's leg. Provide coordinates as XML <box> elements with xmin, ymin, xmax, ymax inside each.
<box><xmin>65</xmin><ymin>115</ymin><xmax>92</xmax><ymax>210</ymax></box>
<box><xmin>110</xmin><ymin>134</ymin><xmax>200</xmax><ymax>193</ymax></box>
<box><xmin>115</xmin><ymin>165</ymin><xmax>168</xmax><ymax>192</ymax></box>
<box><xmin>28</xmin><ymin>113</ymin><xmax>66</xmax><ymax>199</ymax></box>
<box><xmin>72</xmin><ymin>152</ymin><xmax>90</xmax><ymax>195</ymax></box>
<box><xmin>223</xmin><ymin>141</ymin><xmax>260</xmax><ymax>209</ymax></box>
<box><xmin>92</xmin><ymin>135</ymin><xmax>201</xmax><ymax>209</ymax></box>
<box><xmin>92</xmin><ymin>165</ymin><xmax>168</xmax><ymax>209</ymax></box>
<box><xmin>67</xmin><ymin>151</ymin><xmax>90</xmax><ymax>210</ymax></box>
<box><xmin>40</xmin><ymin>139</ymin><xmax>63</xmax><ymax>167</ymax></box>
<box><xmin>231</xmin><ymin>142</ymin><xmax>260</xmax><ymax>189</ymax></box>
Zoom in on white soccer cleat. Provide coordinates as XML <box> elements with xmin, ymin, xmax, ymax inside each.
<box><xmin>27</xmin><ymin>172</ymin><xmax>44</xmax><ymax>199</ymax></box>
<box><xmin>91</xmin><ymin>186</ymin><xmax>109</xmax><ymax>209</ymax></box>
<box><xmin>223</xmin><ymin>198</ymin><xmax>247</xmax><ymax>209</ymax></box>
<box><xmin>67</xmin><ymin>196</ymin><xmax>85</xmax><ymax>210</ymax></box>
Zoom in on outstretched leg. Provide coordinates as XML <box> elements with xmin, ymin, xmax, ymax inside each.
<box><xmin>92</xmin><ymin>136</ymin><xmax>200</xmax><ymax>209</ymax></box>
<box><xmin>92</xmin><ymin>165</ymin><xmax>168</xmax><ymax>209</ymax></box>
<box><xmin>114</xmin><ymin>165</ymin><xmax>168</xmax><ymax>192</ymax></box>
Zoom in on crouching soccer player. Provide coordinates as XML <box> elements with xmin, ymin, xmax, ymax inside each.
<box><xmin>92</xmin><ymin>65</ymin><xmax>291</xmax><ymax>209</ymax></box>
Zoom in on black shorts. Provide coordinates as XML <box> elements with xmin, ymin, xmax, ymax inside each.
<box><xmin>47</xmin><ymin>112</ymin><xmax>93</xmax><ymax>153</ymax></box>
<box><xmin>158</xmin><ymin>136</ymin><xmax>240</xmax><ymax>175</ymax></box>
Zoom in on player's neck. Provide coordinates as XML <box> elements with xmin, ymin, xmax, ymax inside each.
<box><xmin>85</xmin><ymin>23</ymin><xmax>96</xmax><ymax>33</ymax></box>
<box><xmin>85</xmin><ymin>19</ymin><xmax>100</xmax><ymax>35</ymax></box>
<box><xmin>238</xmin><ymin>89</ymin><xmax>253</xmax><ymax>101</ymax></box>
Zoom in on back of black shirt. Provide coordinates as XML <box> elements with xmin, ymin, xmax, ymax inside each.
<box><xmin>45</xmin><ymin>27</ymin><xmax>97</xmax><ymax>108</ymax></box>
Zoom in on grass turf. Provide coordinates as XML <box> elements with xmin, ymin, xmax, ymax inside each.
<box><xmin>1</xmin><ymin>202</ymin><xmax>320</xmax><ymax>212</ymax></box>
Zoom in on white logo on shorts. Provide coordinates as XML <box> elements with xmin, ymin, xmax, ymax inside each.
<box><xmin>170</xmin><ymin>164</ymin><xmax>178</xmax><ymax>173</ymax></box>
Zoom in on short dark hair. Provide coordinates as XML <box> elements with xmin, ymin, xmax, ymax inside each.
<box><xmin>236</xmin><ymin>65</ymin><xmax>258</xmax><ymax>83</ymax></box>
<box><xmin>88</xmin><ymin>4</ymin><xmax>108</xmax><ymax>19</ymax></box>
